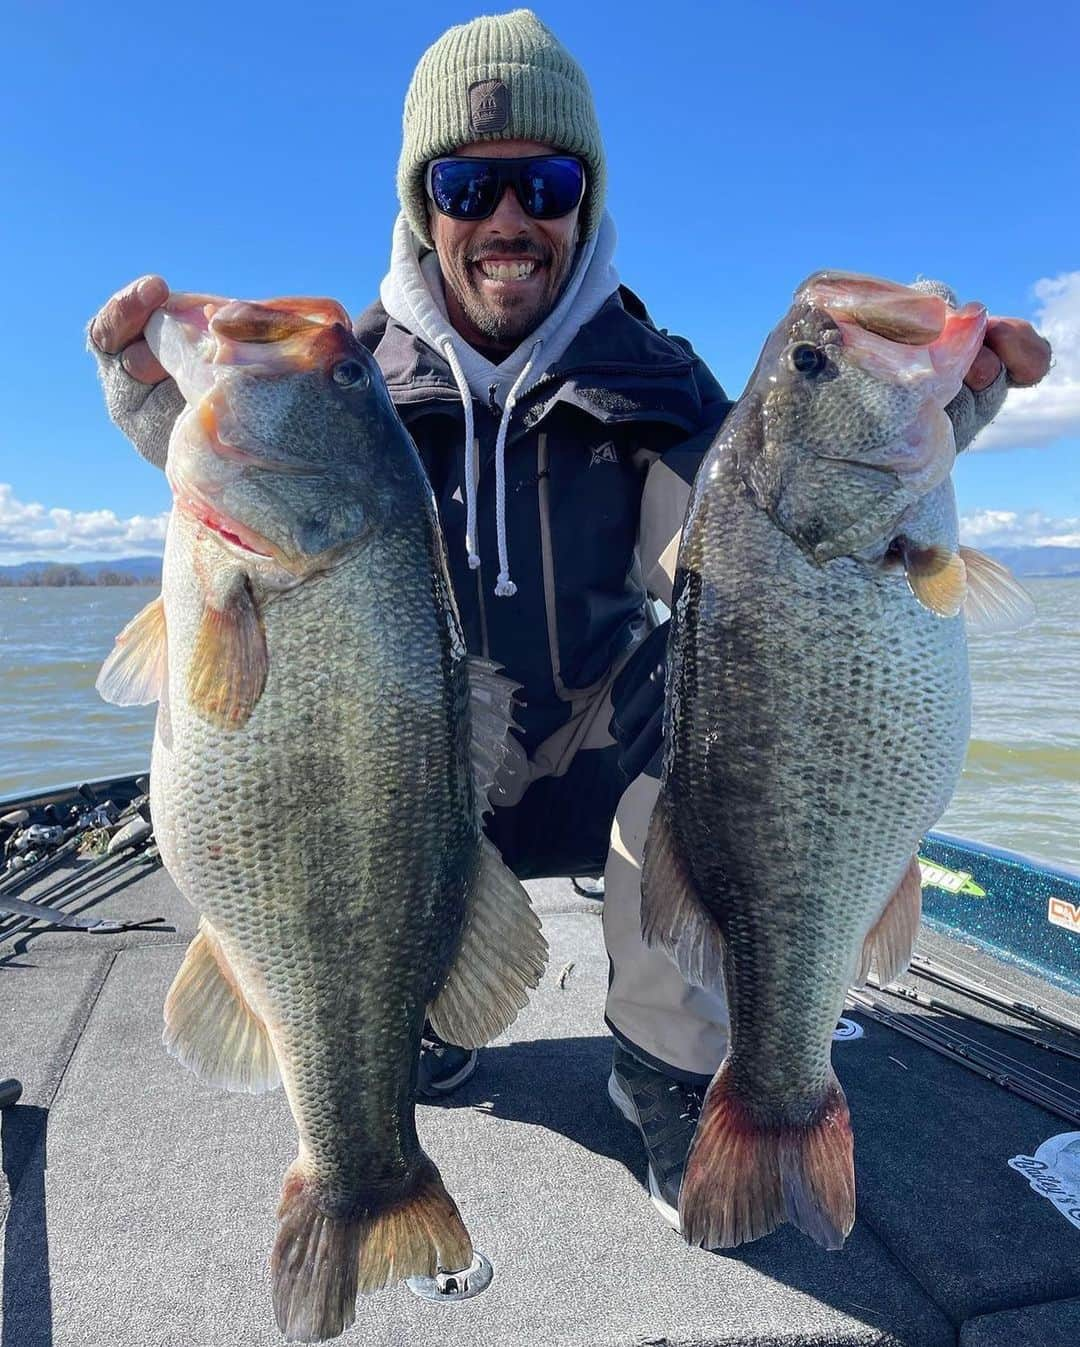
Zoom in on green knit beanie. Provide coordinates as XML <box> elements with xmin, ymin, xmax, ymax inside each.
<box><xmin>398</xmin><ymin>9</ymin><xmax>606</xmax><ymax>249</ymax></box>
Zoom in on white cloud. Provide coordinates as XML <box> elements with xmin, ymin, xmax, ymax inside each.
<box><xmin>0</xmin><ymin>483</ymin><xmax>168</xmax><ymax>562</ymax></box>
<box><xmin>960</xmin><ymin>507</ymin><xmax>1080</xmax><ymax>549</ymax></box>
<box><xmin>974</xmin><ymin>270</ymin><xmax>1080</xmax><ymax>451</ymax></box>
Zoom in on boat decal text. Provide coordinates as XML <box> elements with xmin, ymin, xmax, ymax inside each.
<box><xmin>917</xmin><ymin>858</ymin><xmax>986</xmax><ymax>898</ymax></box>
<box><xmin>1048</xmin><ymin>897</ymin><xmax>1080</xmax><ymax>934</ymax></box>
<box><xmin>1009</xmin><ymin>1132</ymin><xmax>1080</xmax><ymax>1232</ymax></box>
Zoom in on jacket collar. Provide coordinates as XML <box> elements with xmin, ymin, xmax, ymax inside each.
<box><xmin>355</xmin><ymin>286</ymin><xmax>701</xmax><ymax>432</ymax></box>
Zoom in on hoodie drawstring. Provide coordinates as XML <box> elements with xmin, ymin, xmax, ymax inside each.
<box><xmin>492</xmin><ymin>341</ymin><xmax>542</xmax><ymax>598</ymax></box>
<box><xmin>440</xmin><ymin>339</ymin><xmax>480</xmax><ymax>571</ymax></box>
<box><xmin>442</xmin><ymin>337</ymin><xmax>542</xmax><ymax>598</ymax></box>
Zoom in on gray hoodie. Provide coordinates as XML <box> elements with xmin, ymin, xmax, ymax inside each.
<box><xmin>379</xmin><ymin>210</ymin><xmax>621</xmax><ymax>596</ymax></box>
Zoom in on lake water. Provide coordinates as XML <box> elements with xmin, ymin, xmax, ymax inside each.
<box><xmin>0</xmin><ymin>580</ymin><xmax>1077</xmax><ymax>869</ymax></box>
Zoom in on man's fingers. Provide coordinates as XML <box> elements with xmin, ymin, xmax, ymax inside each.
<box><xmin>119</xmin><ymin>339</ymin><xmax>168</xmax><ymax>385</ymax></box>
<box><xmin>963</xmin><ymin>346</ymin><xmax>1003</xmax><ymax>393</ymax></box>
<box><xmin>90</xmin><ymin>274</ymin><xmax>169</xmax><ymax>355</ymax></box>
<box><xmin>985</xmin><ymin>316</ymin><xmax>1053</xmax><ymax>388</ymax></box>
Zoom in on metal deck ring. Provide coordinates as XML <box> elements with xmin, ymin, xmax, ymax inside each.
<box><xmin>406</xmin><ymin>1250</ymin><xmax>493</xmax><ymax>1302</ymax></box>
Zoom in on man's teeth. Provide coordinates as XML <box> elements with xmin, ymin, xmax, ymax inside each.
<box><xmin>477</xmin><ymin>260</ymin><xmax>538</xmax><ymax>281</ymax></box>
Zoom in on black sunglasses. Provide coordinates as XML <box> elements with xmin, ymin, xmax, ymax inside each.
<box><xmin>424</xmin><ymin>155</ymin><xmax>586</xmax><ymax>222</ymax></box>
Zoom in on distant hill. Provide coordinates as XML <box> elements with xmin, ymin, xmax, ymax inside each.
<box><xmin>1</xmin><ymin>545</ymin><xmax>1076</xmax><ymax>586</ymax></box>
<box><xmin>0</xmin><ymin>555</ymin><xmax>162</xmax><ymax>585</ymax></box>
<box><xmin>983</xmin><ymin>546</ymin><xmax>1080</xmax><ymax>578</ymax></box>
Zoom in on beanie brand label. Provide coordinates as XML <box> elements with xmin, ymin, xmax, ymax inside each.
<box><xmin>468</xmin><ymin>80</ymin><xmax>510</xmax><ymax>134</ymax></box>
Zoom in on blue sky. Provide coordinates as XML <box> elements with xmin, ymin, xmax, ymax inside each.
<box><xmin>2</xmin><ymin>0</ymin><xmax>1078</xmax><ymax>559</ymax></box>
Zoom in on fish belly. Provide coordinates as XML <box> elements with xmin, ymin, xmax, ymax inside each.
<box><xmin>152</xmin><ymin>511</ymin><xmax>474</xmax><ymax>1192</ymax></box>
<box><xmin>668</xmin><ymin>478</ymin><xmax>969</xmax><ymax>1103</ymax></box>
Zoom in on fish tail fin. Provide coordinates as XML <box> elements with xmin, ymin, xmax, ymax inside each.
<box><xmin>680</xmin><ymin>1063</ymin><xmax>854</xmax><ymax>1252</ymax></box>
<box><xmin>271</xmin><ymin>1155</ymin><xmax>472</xmax><ymax>1341</ymax></box>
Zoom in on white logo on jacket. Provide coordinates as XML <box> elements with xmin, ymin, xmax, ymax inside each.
<box><xmin>590</xmin><ymin>442</ymin><xmax>618</xmax><ymax>466</ymax></box>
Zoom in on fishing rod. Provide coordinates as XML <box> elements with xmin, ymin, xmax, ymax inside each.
<box><xmin>908</xmin><ymin>953</ymin><xmax>1080</xmax><ymax>1038</ymax></box>
<box><xmin>846</xmin><ymin>989</ymin><xmax>1080</xmax><ymax>1127</ymax></box>
<box><xmin>0</xmin><ymin>847</ymin><xmax>163</xmax><ymax>941</ymax></box>
<box><xmin>867</xmin><ymin>986</ymin><xmax>1080</xmax><ymax>1101</ymax></box>
<box><xmin>0</xmin><ymin>794</ymin><xmax>164</xmax><ymax>941</ymax></box>
<box><xmin>866</xmin><ymin>975</ymin><xmax>1080</xmax><ymax>1066</ymax></box>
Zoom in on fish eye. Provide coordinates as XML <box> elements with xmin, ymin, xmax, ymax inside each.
<box><xmin>788</xmin><ymin>343</ymin><xmax>827</xmax><ymax>377</ymax></box>
<box><xmin>331</xmin><ymin>359</ymin><xmax>370</xmax><ymax>388</ymax></box>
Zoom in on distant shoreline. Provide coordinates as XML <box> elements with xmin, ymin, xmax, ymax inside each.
<box><xmin>0</xmin><ymin>557</ymin><xmax>162</xmax><ymax>588</ymax></box>
<box><xmin>0</xmin><ymin>568</ymin><xmax>159</xmax><ymax>588</ymax></box>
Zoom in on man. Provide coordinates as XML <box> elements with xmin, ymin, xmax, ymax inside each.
<box><xmin>89</xmin><ymin>10</ymin><xmax>1051</xmax><ymax>1234</ymax></box>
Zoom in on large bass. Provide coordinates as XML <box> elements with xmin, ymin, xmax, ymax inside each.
<box><xmin>642</xmin><ymin>272</ymin><xmax>1031</xmax><ymax>1252</ymax></box>
<box><xmin>98</xmin><ymin>293</ymin><xmax>546</xmax><ymax>1341</ymax></box>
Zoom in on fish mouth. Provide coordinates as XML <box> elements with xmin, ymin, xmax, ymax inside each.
<box><xmin>146</xmin><ymin>293</ymin><xmax>354</xmax><ymax>392</ymax></box>
<box><xmin>800</xmin><ymin>272</ymin><xmax>950</xmax><ymax>345</ymax></box>
<box><xmin>800</xmin><ymin>271</ymin><xmax>988</xmax><ymax>394</ymax></box>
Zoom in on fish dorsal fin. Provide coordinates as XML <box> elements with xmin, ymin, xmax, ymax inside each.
<box><xmin>903</xmin><ymin>544</ymin><xmax>967</xmax><ymax>618</ymax></box>
<box><xmin>855</xmin><ymin>854</ymin><xmax>922</xmax><ymax>986</ymax></box>
<box><xmin>958</xmin><ymin>546</ymin><xmax>1036</xmax><ymax>632</ymax></box>
<box><xmin>427</xmin><ymin>836</ymin><xmax>547</xmax><ymax>1048</ymax></box>
<box><xmin>466</xmin><ymin>656</ymin><xmax>522</xmax><ymax>818</ymax></box>
<box><xmin>96</xmin><ymin>594</ymin><xmax>168</xmax><ymax>705</ymax></box>
<box><xmin>188</xmin><ymin>573</ymin><xmax>268</xmax><ymax>729</ymax></box>
<box><xmin>163</xmin><ymin>919</ymin><xmax>281</xmax><ymax>1093</ymax></box>
<box><xmin>640</xmin><ymin>798</ymin><xmax>725</xmax><ymax>989</ymax></box>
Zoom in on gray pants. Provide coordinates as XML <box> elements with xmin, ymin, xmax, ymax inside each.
<box><xmin>486</xmin><ymin>744</ymin><xmax>729</xmax><ymax>1082</ymax></box>
<box><xmin>602</xmin><ymin>770</ymin><xmax>729</xmax><ymax>1080</ymax></box>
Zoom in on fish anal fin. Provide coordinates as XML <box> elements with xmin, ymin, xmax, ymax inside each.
<box><xmin>641</xmin><ymin>800</ymin><xmax>725</xmax><ymax>990</ymax></box>
<box><xmin>680</xmin><ymin>1063</ymin><xmax>854</xmax><ymax>1251</ymax></box>
<box><xmin>271</xmin><ymin>1153</ymin><xmax>471</xmax><ymax>1336</ymax></box>
<box><xmin>467</xmin><ymin>655</ymin><xmax>523</xmax><ymax>817</ymax></box>
<box><xmin>96</xmin><ymin>594</ymin><xmax>167</xmax><ymax>706</ymax></box>
<box><xmin>958</xmin><ymin>546</ymin><xmax>1036</xmax><ymax>632</ymax></box>
<box><xmin>163</xmin><ymin>919</ymin><xmax>281</xmax><ymax>1093</ymax></box>
<box><xmin>903</xmin><ymin>543</ymin><xmax>966</xmax><ymax>618</ymax></box>
<box><xmin>188</xmin><ymin>575</ymin><xmax>268</xmax><ymax>729</ymax></box>
<box><xmin>855</xmin><ymin>854</ymin><xmax>922</xmax><ymax>987</ymax></box>
<box><xmin>427</xmin><ymin>837</ymin><xmax>547</xmax><ymax>1049</ymax></box>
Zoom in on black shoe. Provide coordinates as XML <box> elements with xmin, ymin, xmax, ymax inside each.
<box><xmin>417</xmin><ymin>1027</ymin><xmax>479</xmax><ymax>1101</ymax></box>
<box><xmin>608</xmin><ymin>1041</ymin><xmax>704</xmax><ymax>1230</ymax></box>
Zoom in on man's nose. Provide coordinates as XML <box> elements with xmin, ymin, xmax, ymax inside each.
<box><xmin>488</xmin><ymin>183</ymin><xmax>529</xmax><ymax>232</ymax></box>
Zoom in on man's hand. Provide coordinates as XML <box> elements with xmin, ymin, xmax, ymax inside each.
<box><xmin>964</xmin><ymin>315</ymin><xmax>1052</xmax><ymax>392</ymax></box>
<box><xmin>90</xmin><ymin>274</ymin><xmax>170</xmax><ymax>385</ymax></box>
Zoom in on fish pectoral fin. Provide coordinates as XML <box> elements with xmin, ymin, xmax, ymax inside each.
<box><xmin>855</xmin><ymin>854</ymin><xmax>922</xmax><ymax>987</ymax></box>
<box><xmin>163</xmin><ymin>918</ymin><xmax>281</xmax><ymax>1093</ymax></box>
<box><xmin>902</xmin><ymin>543</ymin><xmax>967</xmax><ymax>618</ymax></box>
<box><xmin>187</xmin><ymin>572</ymin><xmax>268</xmax><ymax>729</ymax></box>
<box><xmin>466</xmin><ymin>656</ymin><xmax>523</xmax><ymax>817</ymax></box>
<box><xmin>96</xmin><ymin>594</ymin><xmax>168</xmax><ymax>705</ymax></box>
<box><xmin>640</xmin><ymin>799</ymin><xmax>725</xmax><ymax>990</ymax></box>
<box><xmin>427</xmin><ymin>837</ymin><xmax>548</xmax><ymax>1049</ymax></box>
<box><xmin>958</xmin><ymin>546</ymin><xmax>1036</xmax><ymax>632</ymax></box>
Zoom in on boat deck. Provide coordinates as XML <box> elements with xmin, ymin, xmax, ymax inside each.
<box><xmin>3</xmin><ymin>850</ymin><xmax>1080</xmax><ymax>1346</ymax></box>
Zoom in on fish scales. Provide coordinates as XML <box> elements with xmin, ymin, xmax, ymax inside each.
<box><xmin>667</xmin><ymin>434</ymin><xmax>970</xmax><ymax>1113</ymax></box>
<box><xmin>96</xmin><ymin>292</ymin><xmax>547</xmax><ymax>1341</ymax></box>
<box><xmin>153</xmin><ymin>505</ymin><xmax>473</xmax><ymax>1197</ymax></box>
<box><xmin>641</xmin><ymin>272</ymin><xmax>1028</xmax><ymax>1252</ymax></box>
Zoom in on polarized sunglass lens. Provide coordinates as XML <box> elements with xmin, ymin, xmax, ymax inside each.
<box><xmin>431</xmin><ymin>161</ymin><xmax>498</xmax><ymax>218</ymax></box>
<box><xmin>519</xmin><ymin>158</ymin><xmax>584</xmax><ymax>218</ymax></box>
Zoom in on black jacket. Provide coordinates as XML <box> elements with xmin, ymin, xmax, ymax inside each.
<box><xmin>354</xmin><ymin>285</ymin><xmax>732</xmax><ymax>762</ymax></box>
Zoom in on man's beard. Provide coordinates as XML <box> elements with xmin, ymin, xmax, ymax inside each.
<box><xmin>449</xmin><ymin>238</ymin><xmax>577</xmax><ymax>349</ymax></box>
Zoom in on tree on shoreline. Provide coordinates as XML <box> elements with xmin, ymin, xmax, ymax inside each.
<box><xmin>0</xmin><ymin>565</ymin><xmax>160</xmax><ymax>588</ymax></box>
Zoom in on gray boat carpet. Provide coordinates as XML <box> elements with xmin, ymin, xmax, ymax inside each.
<box><xmin>1</xmin><ymin>863</ymin><xmax>1077</xmax><ymax>1346</ymax></box>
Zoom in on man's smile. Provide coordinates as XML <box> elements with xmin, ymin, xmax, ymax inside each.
<box><xmin>473</xmin><ymin>258</ymin><xmax>542</xmax><ymax>283</ymax></box>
